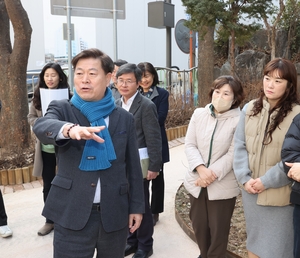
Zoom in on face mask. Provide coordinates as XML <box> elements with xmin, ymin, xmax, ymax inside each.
<box><xmin>212</xmin><ymin>97</ymin><xmax>233</xmax><ymax>113</ymax></box>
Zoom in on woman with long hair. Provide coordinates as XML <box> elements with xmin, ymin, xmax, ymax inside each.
<box><xmin>234</xmin><ymin>58</ymin><xmax>300</xmax><ymax>258</ymax></box>
<box><xmin>28</xmin><ymin>62</ymin><xmax>71</xmax><ymax>236</ymax></box>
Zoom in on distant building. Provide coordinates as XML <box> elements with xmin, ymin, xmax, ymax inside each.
<box><xmin>45</xmin><ymin>53</ymin><xmax>54</xmax><ymax>63</ymax></box>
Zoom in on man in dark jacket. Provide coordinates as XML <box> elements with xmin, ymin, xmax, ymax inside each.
<box><xmin>116</xmin><ymin>63</ymin><xmax>162</xmax><ymax>258</ymax></box>
<box><xmin>282</xmin><ymin>112</ymin><xmax>300</xmax><ymax>258</ymax></box>
<box><xmin>33</xmin><ymin>49</ymin><xmax>144</xmax><ymax>258</ymax></box>
<box><xmin>108</xmin><ymin>59</ymin><xmax>127</xmax><ymax>99</ymax></box>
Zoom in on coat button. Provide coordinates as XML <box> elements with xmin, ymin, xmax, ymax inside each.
<box><xmin>91</xmin><ymin>183</ymin><xmax>96</xmax><ymax>187</ymax></box>
<box><xmin>46</xmin><ymin>132</ymin><xmax>53</xmax><ymax>136</ymax></box>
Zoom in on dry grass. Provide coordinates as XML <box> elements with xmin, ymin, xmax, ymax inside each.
<box><xmin>241</xmin><ymin>80</ymin><xmax>262</xmax><ymax>106</ymax></box>
<box><xmin>0</xmin><ymin>133</ymin><xmax>35</xmax><ymax>170</ymax></box>
<box><xmin>166</xmin><ymin>92</ymin><xmax>196</xmax><ymax>129</ymax></box>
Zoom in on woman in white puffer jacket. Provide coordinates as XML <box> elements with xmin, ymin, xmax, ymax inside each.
<box><xmin>184</xmin><ymin>75</ymin><xmax>244</xmax><ymax>258</ymax></box>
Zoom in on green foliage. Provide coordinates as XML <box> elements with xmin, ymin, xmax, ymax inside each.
<box><xmin>181</xmin><ymin>0</ymin><xmax>224</xmax><ymax>31</ymax></box>
<box><xmin>242</xmin><ymin>0</ymin><xmax>275</xmax><ymax>20</ymax></box>
<box><xmin>280</xmin><ymin>0</ymin><xmax>300</xmax><ymax>28</ymax></box>
<box><xmin>279</xmin><ymin>0</ymin><xmax>300</xmax><ymax>56</ymax></box>
<box><xmin>182</xmin><ymin>0</ymin><xmax>273</xmax><ymax>46</ymax></box>
<box><xmin>215</xmin><ymin>22</ymin><xmax>262</xmax><ymax>47</ymax></box>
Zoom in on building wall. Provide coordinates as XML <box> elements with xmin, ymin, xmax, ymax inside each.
<box><xmin>19</xmin><ymin>0</ymin><xmax>194</xmax><ymax>71</ymax></box>
<box><xmin>95</xmin><ymin>0</ymin><xmax>191</xmax><ymax>69</ymax></box>
<box><xmin>20</xmin><ymin>0</ymin><xmax>45</xmax><ymax>70</ymax></box>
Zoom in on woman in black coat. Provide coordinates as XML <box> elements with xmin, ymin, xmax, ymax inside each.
<box><xmin>138</xmin><ymin>62</ymin><xmax>170</xmax><ymax>225</ymax></box>
<box><xmin>282</xmin><ymin>113</ymin><xmax>300</xmax><ymax>258</ymax></box>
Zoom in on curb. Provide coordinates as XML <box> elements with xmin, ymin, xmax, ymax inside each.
<box><xmin>174</xmin><ymin>184</ymin><xmax>243</xmax><ymax>258</ymax></box>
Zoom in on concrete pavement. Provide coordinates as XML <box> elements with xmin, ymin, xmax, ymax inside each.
<box><xmin>1</xmin><ymin>138</ymin><xmax>199</xmax><ymax>258</ymax></box>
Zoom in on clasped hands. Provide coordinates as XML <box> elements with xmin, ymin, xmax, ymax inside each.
<box><xmin>245</xmin><ymin>162</ymin><xmax>300</xmax><ymax>193</ymax></box>
<box><xmin>244</xmin><ymin>178</ymin><xmax>265</xmax><ymax>194</ymax></box>
<box><xmin>194</xmin><ymin>165</ymin><xmax>217</xmax><ymax>188</ymax></box>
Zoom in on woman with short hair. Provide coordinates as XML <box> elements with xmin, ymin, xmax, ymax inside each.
<box><xmin>184</xmin><ymin>75</ymin><xmax>244</xmax><ymax>258</ymax></box>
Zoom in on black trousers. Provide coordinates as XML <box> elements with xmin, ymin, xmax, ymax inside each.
<box><xmin>41</xmin><ymin>151</ymin><xmax>56</xmax><ymax>224</ymax></box>
<box><xmin>189</xmin><ymin>188</ymin><xmax>236</xmax><ymax>258</ymax></box>
<box><xmin>127</xmin><ymin>180</ymin><xmax>153</xmax><ymax>251</ymax></box>
<box><xmin>0</xmin><ymin>190</ymin><xmax>8</xmax><ymax>226</ymax></box>
<box><xmin>151</xmin><ymin>164</ymin><xmax>164</xmax><ymax>214</ymax></box>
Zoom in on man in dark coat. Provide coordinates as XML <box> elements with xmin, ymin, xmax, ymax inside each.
<box><xmin>33</xmin><ymin>49</ymin><xmax>144</xmax><ymax>258</ymax></box>
<box><xmin>108</xmin><ymin>59</ymin><xmax>127</xmax><ymax>99</ymax></box>
<box><xmin>116</xmin><ymin>63</ymin><xmax>162</xmax><ymax>258</ymax></box>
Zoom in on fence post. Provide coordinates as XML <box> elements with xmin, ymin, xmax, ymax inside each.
<box><xmin>7</xmin><ymin>169</ymin><xmax>16</xmax><ymax>185</ymax></box>
<box><xmin>29</xmin><ymin>165</ymin><xmax>36</xmax><ymax>182</ymax></box>
<box><xmin>22</xmin><ymin>166</ymin><xmax>30</xmax><ymax>183</ymax></box>
<box><xmin>15</xmin><ymin>168</ymin><xmax>23</xmax><ymax>185</ymax></box>
<box><xmin>0</xmin><ymin>169</ymin><xmax>8</xmax><ymax>186</ymax></box>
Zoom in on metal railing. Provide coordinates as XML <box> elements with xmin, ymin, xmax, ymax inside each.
<box><xmin>27</xmin><ymin>66</ymin><xmax>199</xmax><ymax>106</ymax></box>
<box><xmin>155</xmin><ymin>66</ymin><xmax>198</xmax><ymax>106</ymax></box>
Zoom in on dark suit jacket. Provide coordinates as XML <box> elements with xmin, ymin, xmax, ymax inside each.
<box><xmin>33</xmin><ymin>100</ymin><xmax>144</xmax><ymax>232</ymax></box>
<box><xmin>148</xmin><ymin>86</ymin><xmax>170</xmax><ymax>163</ymax></box>
<box><xmin>108</xmin><ymin>82</ymin><xmax>121</xmax><ymax>99</ymax></box>
<box><xmin>116</xmin><ymin>93</ymin><xmax>162</xmax><ymax>172</ymax></box>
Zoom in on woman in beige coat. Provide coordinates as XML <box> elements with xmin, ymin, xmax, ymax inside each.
<box><xmin>184</xmin><ymin>76</ymin><xmax>244</xmax><ymax>258</ymax></box>
<box><xmin>234</xmin><ymin>58</ymin><xmax>300</xmax><ymax>258</ymax></box>
<box><xmin>28</xmin><ymin>63</ymin><xmax>71</xmax><ymax>236</ymax></box>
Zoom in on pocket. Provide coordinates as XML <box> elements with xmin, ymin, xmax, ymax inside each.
<box><xmin>184</xmin><ymin>170</ymin><xmax>201</xmax><ymax>198</ymax></box>
<box><xmin>51</xmin><ymin>175</ymin><xmax>72</xmax><ymax>189</ymax></box>
<box><xmin>119</xmin><ymin>183</ymin><xmax>129</xmax><ymax>195</ymax></box>
<box><xmin>292</xmin><ymin>181</ymin><xmax>300</xmax><ymax>194</ymax></box>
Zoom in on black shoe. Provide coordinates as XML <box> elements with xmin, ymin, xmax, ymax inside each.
<box><xmin>132</xmin><ymin>248</ymin><xmax>153</xmax><ymax>258</ymax></box>
<box><xmin>124</xmin><ymin>244</ymin><xmax>137</xmax><ymax>256</ymax></box>
<box><xmin>152</xmin><ymin>213</ymin><xmax>159</xmax><ymax>226</ymax></box>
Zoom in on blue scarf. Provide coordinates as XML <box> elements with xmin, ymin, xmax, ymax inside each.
<box><xmin>71</xmin><ymin>88</ymin><xmax>116</xmax><ymax>171</ymax></box>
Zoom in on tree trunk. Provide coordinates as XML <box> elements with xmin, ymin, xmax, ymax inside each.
<box><xmin>0</xmin><ymin>0</ymin><xmax>32</xmax><ymax>152</ymax></box>
<box><xmin>264</xmin><ymin>0</ymin><xmax>285</xmax><ymax>60</ymax></box>
<box><xmin>271</xmin><ymin>27</ymin><xmax>276</xmax><ymax>60</ymax></box>
<box><xmin>230</xmin><ymin>30</ymin><xmax>236</xmax><ymax>76</ymax></box>
<box><xmin>197</xmin><ymin>26</ymin><xmax>215</xmax><ymax>107</ymax></box>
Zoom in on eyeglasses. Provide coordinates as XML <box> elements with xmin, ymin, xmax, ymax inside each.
<box><xmin>117</xmin><ymin>79</ymin><xmax>137</xmax><ymax>86</ymax></box>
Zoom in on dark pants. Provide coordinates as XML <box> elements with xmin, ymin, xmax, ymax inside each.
<box><xmin>127</xmin><ymin>180</ymin><xmax>153</xmax><ymax>251</ymax></box>
<box><xmin>54</xmin><ymin>209</ymin><xmax>128</xmax><ymax>258</ymax></box>
<box><xmin>189</xmin><ymin>188</ymin><xmax>236</xmax><ymax>258</ymax></box>
<box><xmin>0</xmin><ymin>190</ymin><xmax>8</xmax><ymax>226</ymax></box>
<box><xmin>41</xmin><ymin>151</ymin><xmax>56</xmax><ymax>224</ymax></box>
<box><xmin>151</xmin><ymin>164</ymin><xmax>164</xmax><ymax>214</ymax></box>
<box><xmin>294</xmin><ymin>204</ymin><xmax>300</xmax><ymax>258</ymax></box>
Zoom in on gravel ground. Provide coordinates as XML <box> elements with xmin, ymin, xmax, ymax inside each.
<box><xmin>175</xmin><ymin>184</ymin><xmax>247</xmax><ymax>258</ymax></box>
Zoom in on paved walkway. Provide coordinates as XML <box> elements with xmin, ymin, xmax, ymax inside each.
<box><xmin>1</xmin><ymin>138</ymin><xmax>199</xmax><ymax>258</ymax></box>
